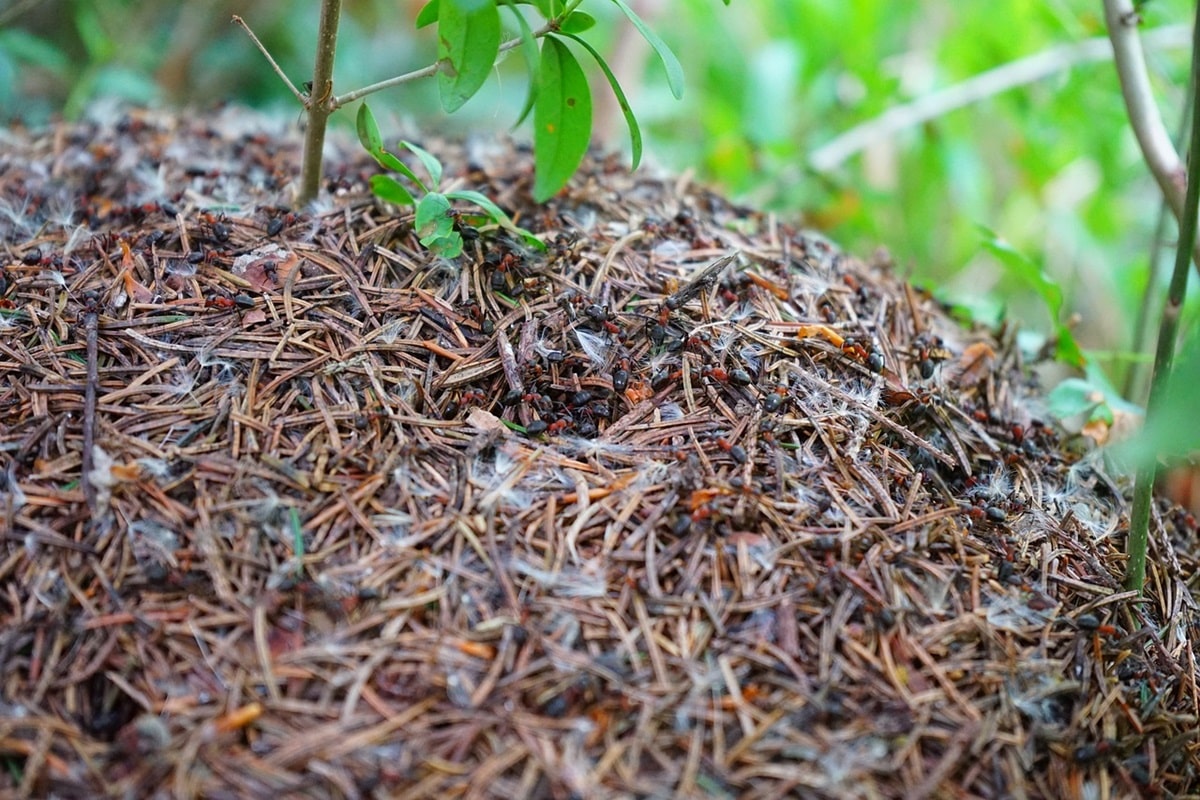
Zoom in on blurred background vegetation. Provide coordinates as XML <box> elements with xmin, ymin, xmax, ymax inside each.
<box><xmin>2</xmin><ymin>0</ymin><xmax>1198</xmax><ymax>426</ymax></box>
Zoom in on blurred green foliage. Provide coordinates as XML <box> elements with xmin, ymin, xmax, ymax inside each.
<box><xmin>3</xmin><ymin>0</ymin><xmax>1199</xmax><ymax>423</ymax></box>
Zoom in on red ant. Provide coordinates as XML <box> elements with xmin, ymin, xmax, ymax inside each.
<box><xmin>715</xmin><ymin>437</ymin><xmax>748</xmax><ymax>464</ymax></box>
<box><xmin>205</xmin><ymin>294</ymin><xmax>237</xmax><ymax>311</ymax></box>
<box><xmin>461</xmin><ymin>390</ymin><xmax>487</xmax><ymax>406</ymax></box>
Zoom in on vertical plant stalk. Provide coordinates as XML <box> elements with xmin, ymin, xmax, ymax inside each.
<box><xmin>1126</xmin><ymin>2</ymin><xmax>1200</xmax><ymax>592</ymax></box>
<box><xmin>299</xmin><ymin>0</ymin><xmax>343</xmax><ymax>205</ymax></box>
<box><xmin>1104</xmin><ymin>0</ymin><xmax>1200</xmax><ymax>274</ymax></box>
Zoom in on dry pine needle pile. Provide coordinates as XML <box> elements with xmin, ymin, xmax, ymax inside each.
<box><xmin>1</xmin><ymin>108</ymin><xmax>1199</xmax><ymax>798</ymax></box>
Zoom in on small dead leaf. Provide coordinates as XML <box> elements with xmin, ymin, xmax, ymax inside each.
<box><xmin>466</xmin><ymin>407</ymin><xmax>506</xmax><ymax>431</ymax></box>
<box><xmin>947</xmin><ymin>342</ymin><xmax>995</xmax><ymax>387</ymax></box>
<box><xmin>1080</xmin><ymin>418</ymin><xmax>1110</xmax><ymax>445</ymax></box>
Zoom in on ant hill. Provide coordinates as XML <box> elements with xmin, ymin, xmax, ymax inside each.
<box><xmin>1</xmin><ymin>106</ymin><xmax>1198</xmax><ymax>797</ymax></box>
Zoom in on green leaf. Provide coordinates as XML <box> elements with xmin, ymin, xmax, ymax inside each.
<box><xmin>446</xmin><ymin>189</ymin><xmax>547</xmax><ymax>251</ymax></box>
<box><xmin>0</xmin><ymin>30</ymin><xmax>71</xmax><ymax>76</ymax></box>
<box><xmin>415</xmin><ymin>193</ymin><xmax>464</xmax><ymax>257</ymax></box>
<box><xmin>369</xmin><ymin>175</ymin><xmax>416</xmax><ymax>206</ymax></box>
<box><xmin>445</xmin><ymin>189</ymin><xmax>512</xmax><ymax>225</ymax></box>
<box><xmin>533</xmin><ymin>37</ymin><xmax>592</xmax><ymax>202</ymax></box>
<box><xmin>609</xmin><ymin>0</ymin><xmax>684</xmax><ymax>99</ymax></box>
<box><xmin>357</xmin><ymin>104</ymin><xmax>427</xmax><ymax>191</ymax></box>
<box><xmin>559</xmin><ymin>11</ymin><xmax>597</xmax><ymax>33</ymax></box>
<box><xmin>289</xmin><ymin>507</ymin><xmax>304</xmax><ymax>577</ymax></box>
<box><xmin>501</xmin><ymin>0</ymin><xmax>540</xmax><ymax>128</ymax></box>
<box><xmin>978</xmin><ymin>225</ymin><xmax>1062</xmax><ymax>317</ymax></box>
<box><xmin>563</xmin><ymin>32</ymin><xmax>642</xmax><ymax>171</ymax></box>
<box><xmin>426</xmin><ymin>233</ymin><xmax>465</xmax><ymax>258</ymax></box>
<box><xmin>1046</xmin><ymin>377</ymin><xmax>1108</xmax><ymax>424</ymax></box>
<box><xmin>416</xmin><ymin>0</ymin><xmax>440</xmax><ymax>27</ymax></box>
<box><xmin>1054</xmin><ymin>324</ymin><xmax>1085</xmax><ymax>368</ymax></box>
<box><xmin>533</xmin><ymin>0</ymin><xmax>565</xmax><ymax>17</ymax></box>
<box><xmin>73</xmin><ymin>3</ymin><xmax>114</xmax><ymax>61</ymax></box>
<box><xmin>416</xmin><ymin>193</ymin><xmax>456</xmax><ymax>241</ymax></box>
<box><xmin>356</xmin><ymin>102</ymin><xmax>384</xmax><ymax>153</ymax></box>
<box><xmin>402</xmin><ymin>140</ymin><xmax>444</xmax><ymax>189</ymax></box>
<box><xmin>977</xmin><ymin>224</ymin><xmax>1083</xmax><ymax>363</ymax></box>
<box><xmin>376</xmin><ymin>150</ymin><xmax>423</xmax><ymax>185</ymax></box>
<box><xmin>437</xmin><ymin>0</ymin><xmax>501</xmax><ymax>113</ymax></box>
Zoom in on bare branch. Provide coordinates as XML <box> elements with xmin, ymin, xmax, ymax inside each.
<box><xmin>1103</xmin><ymin>0</ymin><xmax>1200</xmax><ymax>272</ymax></box>
<box><xmin>232</xmin><ymin>15</ymin><xmax>308</xmax><ymax>105</ymax></box>
<box><xmin>332</xmin><ymin>23</ymin><xmax>554</xmax><ymax>108</ymax></box>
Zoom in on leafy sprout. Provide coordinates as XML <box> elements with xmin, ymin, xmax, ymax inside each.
<box><xmin>356</xmin><ymin>103</ymin><xmax>545</xmax><ymax>257</ymax></box>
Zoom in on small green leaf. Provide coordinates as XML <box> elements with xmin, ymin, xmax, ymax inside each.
<box><xmin>416</xmin><ymin>193</ymin><xmax>455</xmax><ymax>241</ymax></box>
<box><xmin>563</xmin><ymin>32</ymin><xmax>642</xmax><ymax>171</ymax></box>
<box><xmin>534</xmin><ymin>37</ymin><xmax>592</xmax><ymax>202</ymax></box>
<box><xmin>445</xmin><ymin>189</ymin><xmax>511</xmax><ymax>224</ymax></box>
<box><xmin>559</xmin><ymin>11</ymin><xmax>597</xmax><ymax>33</ymax></box>
<box><xmin>376</xmin><ymin>150</ymin><xmax>422</xmax><ymax>185</ymax></box>
<box><xmin>369</xmin><ymin>175</ymin><xmax>416</xmax><ymax>206</ymax></box>
<box><xmin>0</xmin><ymin>30</ymin><xmax>71</xmax><ymax>76</ymax></box>
<box><xmin>533</xmin><ymin>0</ymin><xmax>565</xmax><ymax>17</ymax></box>
<box><xmin>1054</xmin><ymin>323</ymin><xmax>1085</xmax><ymax>368</ymax></box>
<box><xmin>977</xmin><ymin>225</ymin><xmax>1083</xmax><ymax>364</ymax></box>
<box><xmin>978</xmin><ymin>225</ymin><xmax>1063</xmax><ymax>317</ymax></box>
<box><xmin>416</xmin><ymin>0</ymin><xmax>440</xmax><ymax>27</ymax></box>
<box><xmin>446</xmin><ymin>189</ymin><xmax>547</xmax><ymax>251</ymax></box>
<box><xmin>609</xmin><ymin>0</ymin><xmax>684</xmax><ymax>99</ymax></box>
<box><xmin>1046</xmin><ymin>378</ymin><xmax>1107</xmax><ymax>422</ymax></box>
<box><xmin>402</xmin><ymin>140</ymin><xmax>444</xmax><ymax>189</ymax></box>
<box><xmin>289</xmin><ymin>507</ymin><xmax>304</xmax><ymax>576</ymax></box>
<box><xmin>501</xmin><ymin>0</ymin><xmax>540</xmax><ymax>128</ymax></box>
<box><xmin>358</xmin><ymin>104</ymin><xmax>427</xmax><ymax>190</ymax></box>
<box><xmin>437</xmin><ymin>0</ymin><xmax>501</xmax><ymax>113</ymax></box>
<box><xmin>356</xmin><ymin>102</ymin><xmax>383</xmax><ymax>153</ymax></box>
<box><xmin>426</xmin><ymin>233</ymin><xmax>465</xmax><ymax>258</ymax></box>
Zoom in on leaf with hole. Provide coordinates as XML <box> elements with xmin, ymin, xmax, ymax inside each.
<box><xmin>534</xmin><ymin>37</ymin><xmax>592</xmax><ymax>202</ymax></box>
<box><xmin>416</xmin><ymin>193</ymin><xmax>455</xmax><ymax>242</ymax></box>
<box><xmin>437</xmin><ymin>0</ymin><xmax>501</xmax><ymax>113</ymax></box>
<box><xmin>426</xmin><ymin>232</ymin><xmax>464</xmax><ymax>258</ymax></box>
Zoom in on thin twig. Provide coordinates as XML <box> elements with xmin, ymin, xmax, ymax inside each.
<box><xmin>331</xmin><ymin>23</ymin><xmax>555</xmax><ymax>108</ymax></box>
<box><xmin>231</xmin><ymin>15</ymin><xmax>307</xmax><ymax>105</ymax></box>
<box><xmin>1104</xmin><ymin>1</ymin><xmax>1200</xmax><ymax>274</ymax></box>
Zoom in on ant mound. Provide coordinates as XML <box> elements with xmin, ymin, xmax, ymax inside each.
<box><xmin>2</xmin><ymin>107</ymin><xmax>1198</xmax><ymax>798</ymax></box>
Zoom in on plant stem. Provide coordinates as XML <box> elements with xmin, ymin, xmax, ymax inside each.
<box><xmin>1104</xmin><ymin>0</ymin><xmax>1200</xmax><ymax>275</ymax></box>
<box><xmin>299</xmin><ymin>0</ymin><xmax>342</xmax><ymax>205</ymax></box>
<box><xmin>1125</xmin><ymin>0</ymin><xmax>1200</xmax><ymax>592</ymax></box>
<box><xmin>332</xmin><ymin>23</ymin><xmax>553</xmax><ymax>108</ymax></box>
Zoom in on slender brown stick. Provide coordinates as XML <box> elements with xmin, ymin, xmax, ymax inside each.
<box><xmin>231</xmin><ymin>15</ymin><xmax>306</xmax><ymax>104</ymax></box>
